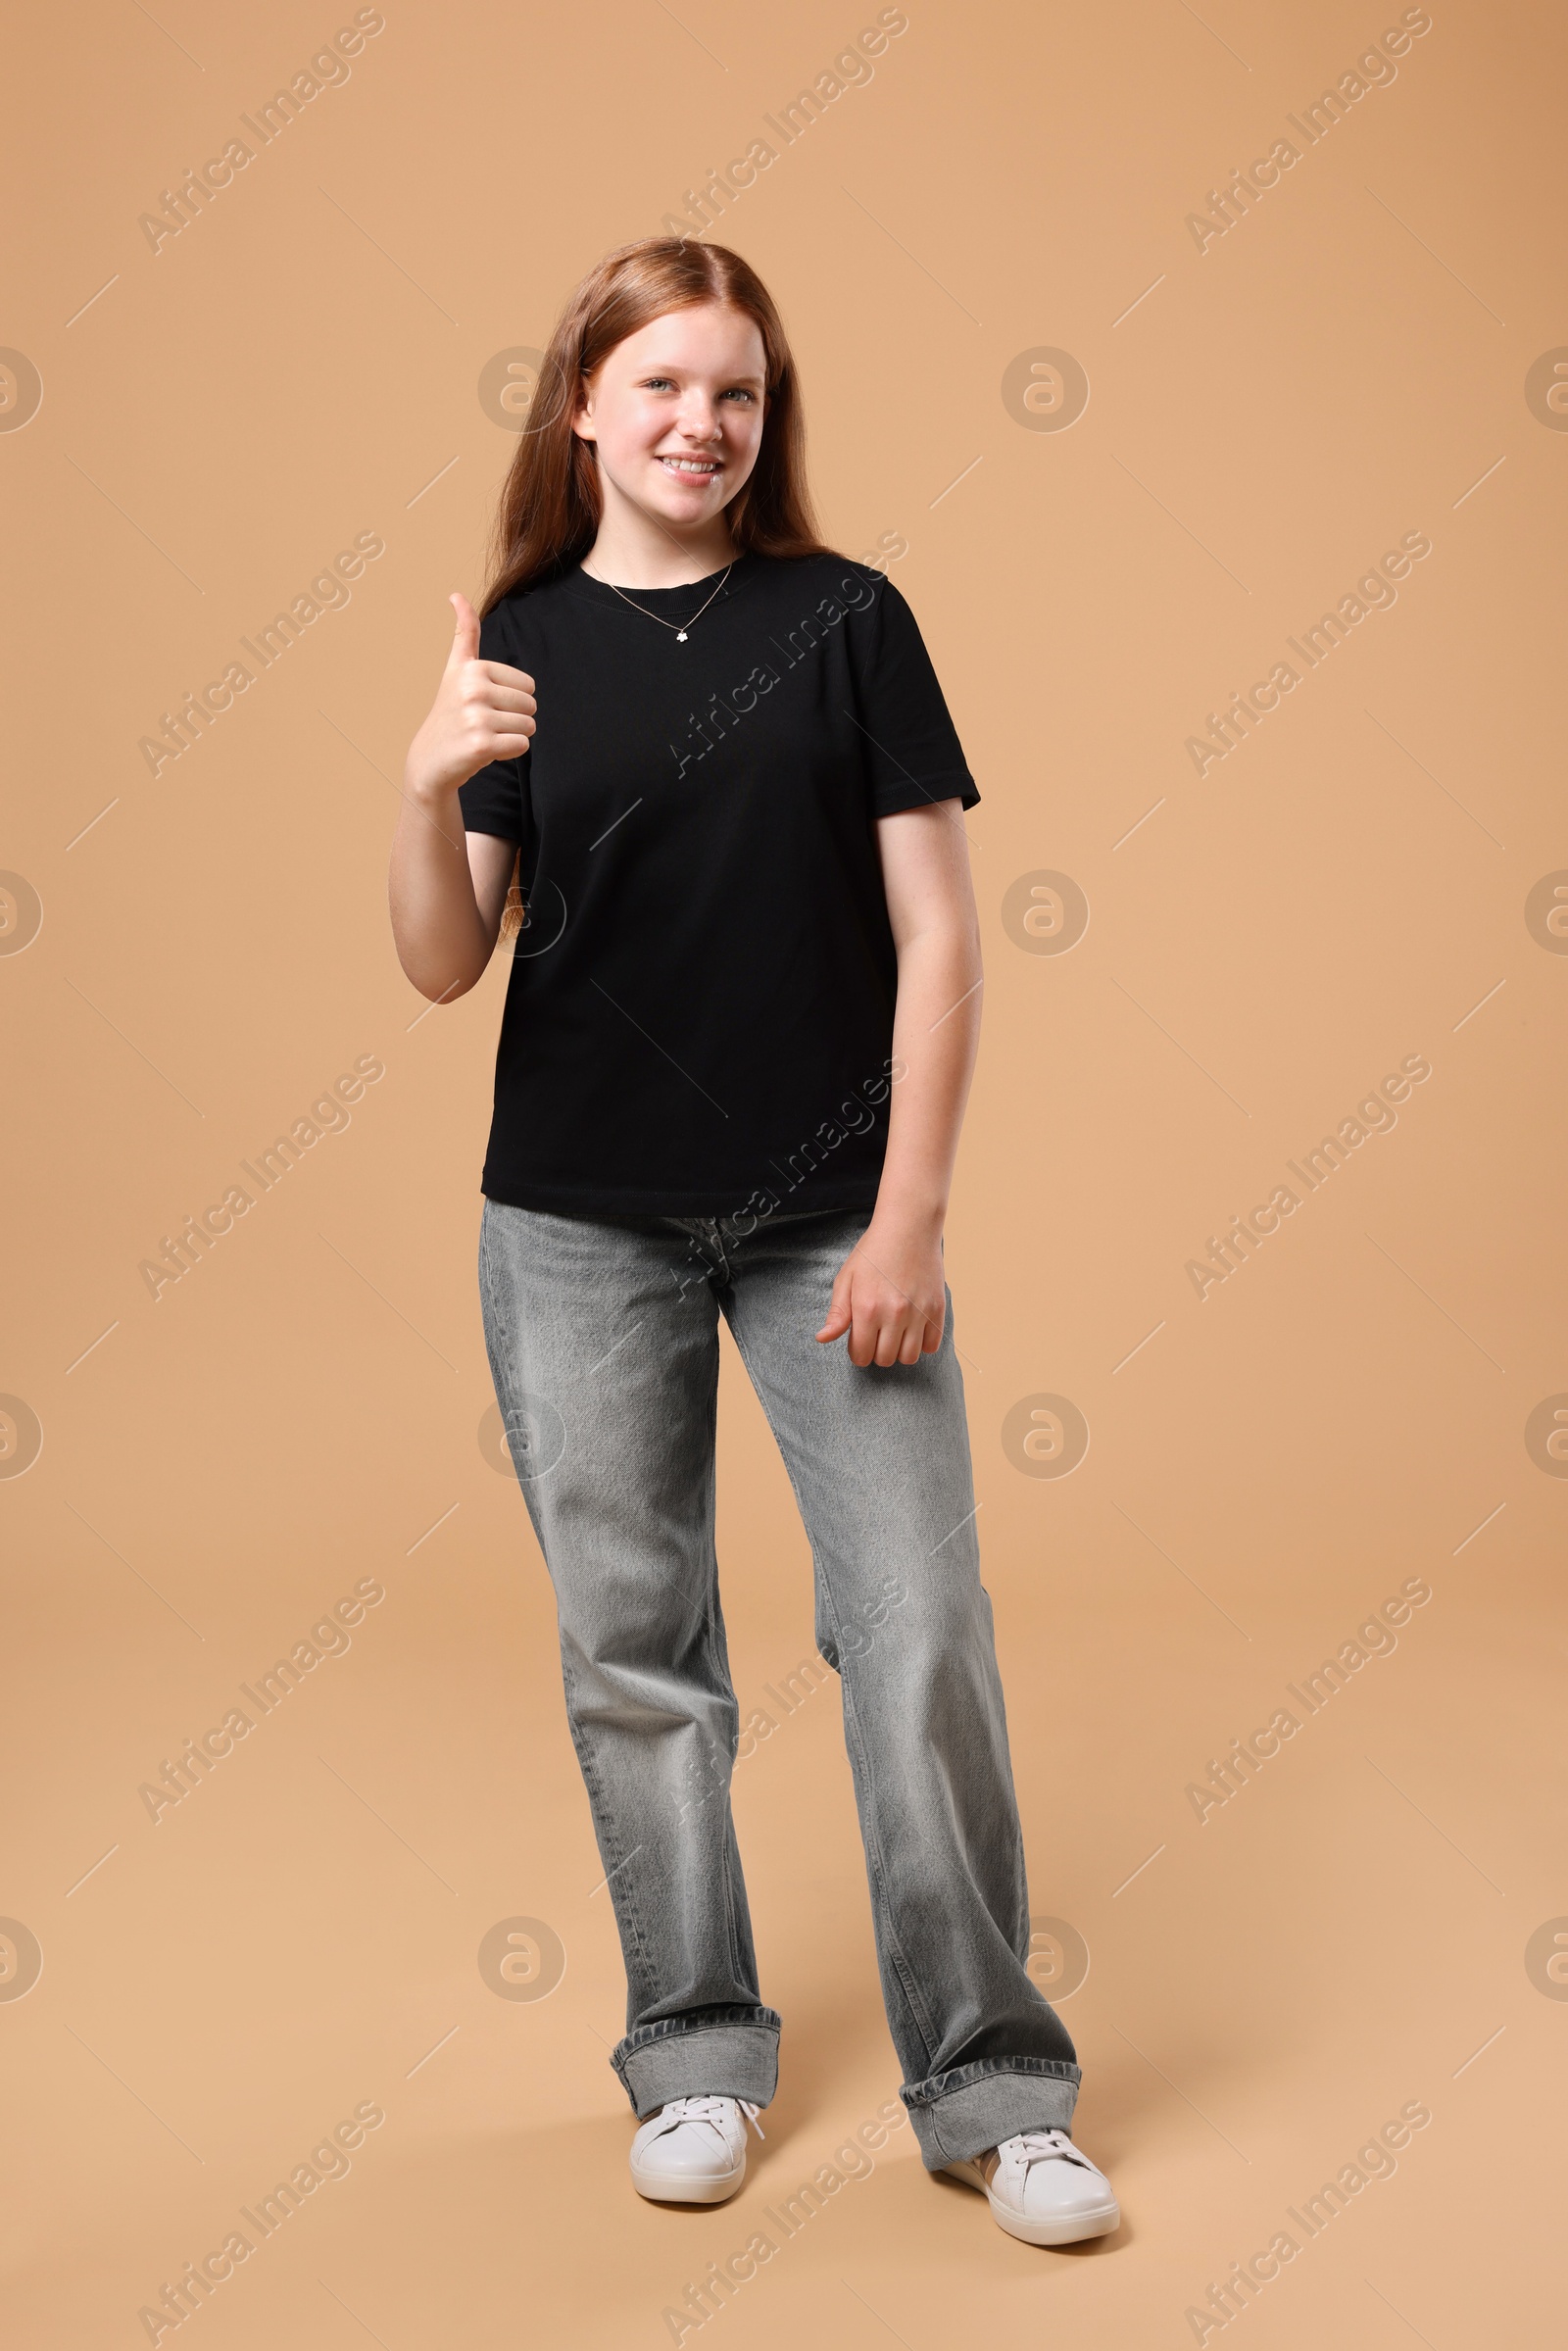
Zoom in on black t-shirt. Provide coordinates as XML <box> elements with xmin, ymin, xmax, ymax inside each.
<box><xmin>458</xmin><ymin>549</ymin><xmax>979</xmax><ymax>1217</ymax></box>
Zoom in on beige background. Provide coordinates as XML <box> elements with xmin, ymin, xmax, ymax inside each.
<box><xmin>4</xmin><ymin>0</ymin><xmax>1565</xmax><ymax>2342</ymax></box>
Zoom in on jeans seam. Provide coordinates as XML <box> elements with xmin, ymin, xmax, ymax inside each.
<box><xmin>697</xmin><ymin>1362</ymin><xmax>749</xmax><ymax>1999</ymax></box>
<box><xmin>480</xmin><ymin>1202</ymin><xmax>665</xmax><ymax>2004</ymax></box>
<box><xmin>721</xmin><ymin>1314</ymin><xmax>942</xmax><ymax>2078</ymax></box>
<box><xmin>835</xmin><ymin>1636</ymin><xmax>942</xmax><ymax>2072</ymax></box>
<box><xmin>564</xmin><ymin>1652</ymin><xmax>662</xmax><ymax>2005</ymax></box>
<box><xmin>476</xmin><ymin>1204</ymin><xmax>507</xmax><ymax>1388</ymax></box>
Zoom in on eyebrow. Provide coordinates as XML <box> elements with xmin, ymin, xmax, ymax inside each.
<box><xmin>638</xmin><ymin>365</ymin><xmax>766</xmax><ymax>387</ymax></box>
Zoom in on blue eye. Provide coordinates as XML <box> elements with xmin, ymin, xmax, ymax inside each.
<box><xmin>640</xmin><ymin>378</ymin><xmax>757</xmax><ymax>401</ymax></box>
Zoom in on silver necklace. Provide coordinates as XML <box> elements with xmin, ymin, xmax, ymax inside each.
<box><xmin>580</xmin><ymin>558</ymin><xmax>735</xmax><ymax>643</ymax></box>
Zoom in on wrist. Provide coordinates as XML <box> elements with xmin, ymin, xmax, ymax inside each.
<box><xmin>403</xmin><ymin>759</ymin><xmax>462</xmax><ymax>815</ymax></box>
<box><xmin>866</xmin><ymin>1194</ymin><xmax>947</xmax><ymax>1245</ymax></box>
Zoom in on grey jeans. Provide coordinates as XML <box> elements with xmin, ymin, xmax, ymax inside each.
<box><xmin>477</xmin><ymin>1196</ymin><xmax>1082</xmax><ymax>2169</ymax></box>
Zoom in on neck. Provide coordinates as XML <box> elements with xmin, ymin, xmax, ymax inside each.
<box><xmin>581</xmin><ymin>480</ymin><xmax>737</xmax><ymax>589</ymax></box>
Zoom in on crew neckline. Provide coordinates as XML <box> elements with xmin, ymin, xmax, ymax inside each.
<box><xmin>576</xmin><ymin>553</ymin><xmax>751</xmax><ymax>600</ymax></box>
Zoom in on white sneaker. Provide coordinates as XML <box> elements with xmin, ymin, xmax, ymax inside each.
<box><xmin>944</xmin><ymin>2127</ymin><xmax>1120</xmax><ymax>2245</ymax></box>
<box><xmin>629</xmin><ymin>2095</ymin><xmax>765</xmax><ymax>2205</ymax></box>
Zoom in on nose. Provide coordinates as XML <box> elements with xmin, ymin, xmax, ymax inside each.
<box><xmin>675</xmin><ymin>393</ymin><xmax>723</xmax><ymax>442</ymax></box>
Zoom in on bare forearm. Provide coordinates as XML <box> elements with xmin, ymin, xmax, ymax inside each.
<box><xmin>875</xmin><ymin>924</ymin><xmax>983</xmax><ymax>1236</ymax></box>
<box><xmin>388</xmin><ymin>786</ymin><xmax>493</xmax><ymax>1002</ymax></box>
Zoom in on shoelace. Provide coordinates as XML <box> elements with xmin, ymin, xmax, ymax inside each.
<box><xmin>995</xmin><ymin>2127</ymin><xmax>1092</xmax><ymax>2177</ymax></box>
<box><xmin>655</xmin><ymin>2094</ymin><xmax>766</xmax><ymax>2144</ymax></box>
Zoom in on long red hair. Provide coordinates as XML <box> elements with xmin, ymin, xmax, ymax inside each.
<box><xmin>479</xmin><ymin>236</ymin><xmax>834</xmax><ymax>613</ymax></box>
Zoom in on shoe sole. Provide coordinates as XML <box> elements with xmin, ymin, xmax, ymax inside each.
<box><xmin>943</xmin><ymin>2158</ymin><xmax>1120</xmax><ymax>2246</ymax></box>
<box><xmin>630</xmin><ymin>2155</ymin><xmax>747</xmax><ymax>2206</ymax></box>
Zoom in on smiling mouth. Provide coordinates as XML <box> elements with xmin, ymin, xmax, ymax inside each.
<box><xmin>658</xmin><ymin>455</ymin><xmax>722</xmax><ymax>476</ymax></box>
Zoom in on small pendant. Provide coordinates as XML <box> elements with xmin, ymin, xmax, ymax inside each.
<box><xmin>676</xmin><ymin>630</ymin><xmax>688</xmax><ymax>642</ymax></box>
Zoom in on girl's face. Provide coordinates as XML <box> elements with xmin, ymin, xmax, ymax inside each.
<box><xmin>572</xmin><ymin>302</ymin><xmax>769</xmax><ymax>535</ymax></box>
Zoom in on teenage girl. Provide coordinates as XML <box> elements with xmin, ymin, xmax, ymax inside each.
<box><xmin>388</xmin><ymin>235</ymin><xmax>1118</xmax><ymax>2249</ymax></box>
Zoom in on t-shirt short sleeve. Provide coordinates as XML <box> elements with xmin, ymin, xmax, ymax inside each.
<box><xmin>849</xmin><ymin>572</ymin><xmax>981</xmax><ymax>818</ymax></box>
<box><xmin>457</xmin><ymin>598</ymin><xmax>530</xmax><ymax>844</ymax></box>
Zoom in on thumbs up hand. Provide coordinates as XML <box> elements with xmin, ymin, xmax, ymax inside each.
<box><xmin>404</xmin><ymin>590</ymin><xmax>537</xmax><ymax>805</ymax></box>
<box><xmin>444</xmin><ymin>589</ymin><xmax>482</xmax><ymax>672</ymax></box>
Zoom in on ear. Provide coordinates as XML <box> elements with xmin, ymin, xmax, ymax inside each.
<box><xmin>569</xmin><ymin>369</ymin><xmax>596</xmax><ymax>442</ymax></box>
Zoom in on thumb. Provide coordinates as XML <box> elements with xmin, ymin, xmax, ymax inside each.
<box><xmin>815</xmin><ymin>1262</ymin><xmax>854</xmax><ymax>1344</ymax></box>
<box><xmin>445</xmin><ymin>590</ymin><xmax>480</xmax><ymax>670</ymax></box>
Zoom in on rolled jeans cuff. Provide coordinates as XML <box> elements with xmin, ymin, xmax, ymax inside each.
<box><xmin>901</xmin><ymin>2057</ymin><xmax>1082</xmax><ymax>2171</ymax></box>
<box><xmin>610</xmin><ymin>2003</ymin><xmax>782</xmax><ymax>2120</ymax></box>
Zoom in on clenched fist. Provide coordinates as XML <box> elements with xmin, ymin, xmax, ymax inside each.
<box><xmin>404</xmin><ymin>591</ymin><xmax>537</xmax><ymax>805</ymax></box>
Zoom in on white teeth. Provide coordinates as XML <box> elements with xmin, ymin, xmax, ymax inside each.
<box><xmin>661</xmin><ymin>458</ymin><xmax>717</xmax><ymax>473</ymax></box>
